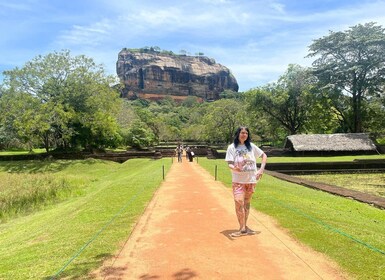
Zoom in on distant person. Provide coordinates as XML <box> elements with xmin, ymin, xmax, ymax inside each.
<box><xmin>175</xmin><ymin>145</ymin><xmax>183</xmax><ymax>162</ymax></box>
<box><xmin>225</xmin><ymin>126</ymin><xmax>267</xmax><ymax>237</ymax></box>
<box><xmin>186</xmin><ymin>146</ymin><xmax>193</xmax><ymax>162</ymax></box>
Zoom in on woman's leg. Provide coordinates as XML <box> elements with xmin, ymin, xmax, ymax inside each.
<box><xmin>244</xmin><ymin>192</ymin><xmax>252</xmax><ymax>229</ymax></box>
<box><xmin>244</xmin><ymin>184</ymin><xmax>256</xmax><ymax>234</ymax></box>
<box><xmin>234</xmin><ymin>193</ymin><xmax>246</xmax><ymax>231</ymax></box>
<box><xmin>232</xmin><ymin>183</ymin><xmax>247</xmax><ymax>232</ymax></box>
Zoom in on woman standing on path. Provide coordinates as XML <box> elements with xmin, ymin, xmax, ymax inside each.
<box><xmin>225</xmin><ymin>126</ymin><xmax>267</xmax><ymax>237</ymax></box>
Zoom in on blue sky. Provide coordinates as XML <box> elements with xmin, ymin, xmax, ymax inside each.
<box><xmin>1</xmin><ymin>0</ymin><xmax>385</xmax><ymax>92</ymax></box>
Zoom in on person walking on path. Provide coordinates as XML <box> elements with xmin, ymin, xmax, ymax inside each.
<box><xmin>186</xmin><ymin>146</ymin><xmax>193</xmax><ymax>162</ymax></box>
<box><xmin>175</xmin><ymin>144</ymin><xmax>183</xmax><ymax>162</ymax></box>
<box><xmin>225</xmin><ymin>126</ymin><xmax>267</xmax><ymax>237</ymax></box>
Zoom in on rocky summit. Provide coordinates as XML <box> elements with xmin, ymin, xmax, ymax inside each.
<box><xmin>116</xmin><ymin>49</ymin><xmax>239</xmax><ymax>102</ymax></box>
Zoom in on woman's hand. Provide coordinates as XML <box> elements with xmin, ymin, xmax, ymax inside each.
<box><xmin>256</xmin><ymin>170</ymin><xmax>263</xmax><ymax>180</ymax></box>
<box><xmin>229</xmin><ymin>164</ymin><xmax>241</xmax><ymax>172</ymax></box>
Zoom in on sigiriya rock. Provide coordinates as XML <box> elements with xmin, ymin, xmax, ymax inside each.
<box><xmin>116</xmin><ymin>48</ymin><xmax>239</xmax><ymax>102</ymax></box>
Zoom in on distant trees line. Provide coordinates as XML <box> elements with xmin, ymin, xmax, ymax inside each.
<box><xmin>1</xmin><ymin>22</ymin><xmax>384</xmax><ymax>152</ymax></box>
<box><xmin>122</xmin><ymin>46</ymin><xmax>205</xmax><ymax>57</ymax></box>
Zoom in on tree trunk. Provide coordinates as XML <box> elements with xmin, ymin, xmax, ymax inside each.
<box><xmin>351</xmin><ymin>74</ymin><xmax>363</xmax><ymax>133</ymax></box>
<box><xmin>43</xmin><ymin>134</ymin><xmax>50</xmax><ymax>153</ymax></box>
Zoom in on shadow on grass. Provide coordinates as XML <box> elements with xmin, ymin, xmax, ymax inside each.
<box><xmin>44</xmin><ymin>253</ymin><xmax>113</xmax><ymax>280</ymax></box>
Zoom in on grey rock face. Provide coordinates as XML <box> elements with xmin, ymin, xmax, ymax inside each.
<box><xmin>116</xmin><ymin>49</ymin><xmax>239</xmax><ymax>101</ymax></box>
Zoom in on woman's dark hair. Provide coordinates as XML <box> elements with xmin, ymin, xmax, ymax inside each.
<box><xmin>233</xmin><ymin>126</ymin><xmax>252</xmax><ymax>151</ymax></box>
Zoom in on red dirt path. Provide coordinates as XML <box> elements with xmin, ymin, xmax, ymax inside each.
<box><xmin>92</xmin><ymin>159</ymin><xmax>349</xmax><ymax>280</ymax></box>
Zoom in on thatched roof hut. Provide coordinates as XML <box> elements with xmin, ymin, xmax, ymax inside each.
<box><xmin>284</xmin><ymin>133</ymin><xmax>378</xmax><ymax>155</ymax></box>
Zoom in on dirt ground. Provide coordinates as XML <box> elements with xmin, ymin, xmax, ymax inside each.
<box><xmin>91</xmin><ymin>158</ymin><xmax>349</xmax><ymax>280</ymax></box>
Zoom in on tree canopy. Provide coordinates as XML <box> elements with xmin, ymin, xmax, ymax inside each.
<box><xmin>1</xmin><ymin>22</ymin><xmax>385</xmax><ymax>151</ymax></box>
<box><xmin>1</xmin><ymin>50</ymin><xmax>122</xmax><ymax>152</ymax></box>
<box><xmin>246</xmin><ymin>64</ymin><xmax>318</xmax><ymax>135</ymax></box>
<box><xmin>307</xmin><ymin>22</ymin><xmax>385</xmax><ymax>133</ymax></box>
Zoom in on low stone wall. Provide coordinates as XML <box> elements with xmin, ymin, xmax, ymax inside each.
<box><xmin>266</xmin><ymin>159</ymin><xmax>385</xmax><ymax>174</ymax></box>
<box><xmin>0</xmin><ymin>153</ymin><xmax>87</xmax><ymax>161</ymax></box>
<box><xmin>211</xmin><ymin>147</ymin><xmax>289</xmax><ymax>159</ymax></box>
<box><xmin>89</xmin><ymin>151</ymin><xmax>162</xmax><ymax>163</ymax></box>
<box><xmin>266</xmin><ymin>170</ymin><xmax>385</xmax><ymax>210</ymax></box>
<box><xmin>0</xmin><ymin>151</ymin><xmax>162</xmax><ymax>163</ymax></box>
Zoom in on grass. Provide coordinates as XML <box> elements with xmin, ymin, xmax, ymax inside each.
<box><xmin>0</xmin><ymin>158</ymin><xmax>172</xmax><ymax>280</ymax></box>
<box><xmin>296</xmin><ymin>172</ymin><xmax>385</xmax><ymax>198</ymax></box>
<box><xmin>1</xmin><ymin>155</ymin><xmax>384</xmax><ymax>279</ymax></box>
<box><xmin>0</xmin><ymin>172</ymin><xmax>76</xmax><ymax>221</ymax></box>
<box><xmin>198</xmin><ymin>157</ymin><xmax>385</xmax><ymax>280</ymax></box>
<box><xmin>266</xmin><ymin>154</ymin><xmax>385</xmax><ymax>163</ymax></box>
<box><xmin>0</xmin><ymin>148</ymin><xmax>46</xmax><ymax>155</ymax></box>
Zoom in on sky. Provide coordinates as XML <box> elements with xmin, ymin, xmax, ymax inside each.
<box><xmin>1</xmin><ymin>0</ymin><xmax>385</xmax><ymax>92</ymax></box>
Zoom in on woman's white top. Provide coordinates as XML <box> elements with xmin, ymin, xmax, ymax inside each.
<box><xmin>225</xmin><ymin>143</ymin><xmax>264</xmax><ymax>183</ymax></box>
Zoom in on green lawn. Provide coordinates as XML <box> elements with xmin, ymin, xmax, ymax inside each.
<box><xmin>266</xmin><ymin>154</ymin><xmax>385</xmax><ymax>163</ymax></box>
<box><xmin>296</xmin><ymin>172</ymin><xmax>385</xmax><ymax>198</ymax></box>
<box><xmin>1</xmin><ymin>156</ymin><xmax>385</xmax><ymax>279</ymax></box>
<box><xmin>0</xmin><ymin>149</ymin><xmax>46</xmax><ymax>155</ymax></box>
<box><xmin>0</xmin><ymin>158</ymin><xmax>172</xmax><ymax>279</ymax></box>
<box><xmin>198</xmin><ymin>157</ymin><xmax>385</xmax><ymax>280</ymax></box>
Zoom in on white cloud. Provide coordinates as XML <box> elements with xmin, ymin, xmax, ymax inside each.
<box><xmin>2</xmin><ymin>0</ymin><xmax>385</xmax><ymax>90</ymax></box>
<box><xmin>57</xmin><ymin>19</ymin><xmax>114</xmax><ymax>47</ymax></box>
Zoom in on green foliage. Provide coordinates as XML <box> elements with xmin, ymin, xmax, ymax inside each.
<box><xmin>201</xmin><ymin>99</ymin><xmax>248</xmax><ymax>143</ymax></box>
<box><xmin>246</xmin><ymin>64</ymin><xmax>320</xmax><ymax>136</ymax></box>
<box><xmin>125</xmin><ymin>120</ymin><xmax>156</xmax><ymax>149</ymax></box>
<box><xmin>124</xmin><ymin>47</ymin><xmax>207</xmax><ymax>58</ymax></box>
<box><xmin>363</xmin><ymin>95</ymin><xmax>385</xmax><ymax>137</ymax></box>
<box><xmin>3</xmin><ymin>26</ymin><xmax>385</xmax><ymax>151</ymax></box>
<box><xmin>308</xmin><ymin>22</ymin><xmax>385</xmax><ymax>133</ymax></box>
<box><xmin>1</xmin><ymin>50</ymin><xmax>122</xmax><ymax>152</ymax></box>
<box><xmin>219</xmin><ymin>89</ymin><xmax>240</xmax><ymax>99</ymax></box>
<box><xmin>377</xmin><ymin>137</ymin><xmax>385</xmax><ymax>145</ymax></box>
<box><xmin>181</xmin><ymin>96</ymin><xmax>200</xmax><ymax>107</ymax></box>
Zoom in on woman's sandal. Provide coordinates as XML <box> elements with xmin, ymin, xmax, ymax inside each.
<box><xmin>230</xmin><ymin>230</ymin><xmax>248</xmax><ymax>237</ymax></box>
<box><xmin>246</xmin><ymin>227</ymin><xmax>257</xmax><ymax>235</ymax></box>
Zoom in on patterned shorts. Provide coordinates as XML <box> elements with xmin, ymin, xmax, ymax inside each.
<box><xmin>232</xmin><ymin>183</ymin><xmax>256</xmax><ymax>197</ymax></box>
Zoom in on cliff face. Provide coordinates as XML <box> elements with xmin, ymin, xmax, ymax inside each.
<box><xmin>116</xmin><ymin>49</ymin><xmax>239</xmax><ymax>101</ymax></box>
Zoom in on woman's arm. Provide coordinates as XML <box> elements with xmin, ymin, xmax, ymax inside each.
<box><xmin>227</xmin><ymin>161</ymin><xmax>241</xmax><ymax>172</ymax></box>
<box><xmin>256</xmin><ymin>152</ymin><xmax>267</xmax><ymax>179</ymax></box>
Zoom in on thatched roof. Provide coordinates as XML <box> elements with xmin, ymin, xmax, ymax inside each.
<box><xmin>284</xmin><ymin>133</ymin><xmax>377</xmax><ymax>152</ymax></box>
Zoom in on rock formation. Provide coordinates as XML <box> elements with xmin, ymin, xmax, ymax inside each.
<box><xmin>116</xmin><ymin>49</ymin><xmax>239</xmax><ymax>101</ymax></box>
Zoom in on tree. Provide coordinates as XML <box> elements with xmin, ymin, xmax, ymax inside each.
<box><xmin>219</xmin><ymin>89</ymin><xmax>240</xmax><ymax>99</ymax></box>
<box><xmin>247</xmin><ymin>64</ymin><xmax>317</xmax><ymax>135</ymax></box>
<box><xmin>362</xmin><ymin>95</ymin><xmax>385</xmax><ymax>138</ymax></box>
<box><xmin>125</xmin><ymin>120</ymin><xmax>155</xmax><ymax>149</ymax></box>
<box><xmin>2</xmin><ymin>50</ymin><xmax>121</xmax><ymax>151</ymax></box>
<box><xmin>307</xmin><ymin>22</ymin><xmax>385</xmax><ymax>133</ymax></box>
<box><xmin>0</xmin><ymin>91</ymin><xmax>42</xmax><ymax>150</ymax></box>
<box><xmin>202</xmin><ymin>99</ymin><xmax>247</xmax><ymax>143</ymax></box>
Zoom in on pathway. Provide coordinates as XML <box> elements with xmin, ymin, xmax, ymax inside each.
<box><xmin>92</xmin><ymin>159</ymin><xmax>348</xmax><ymax>279</ymax></box>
